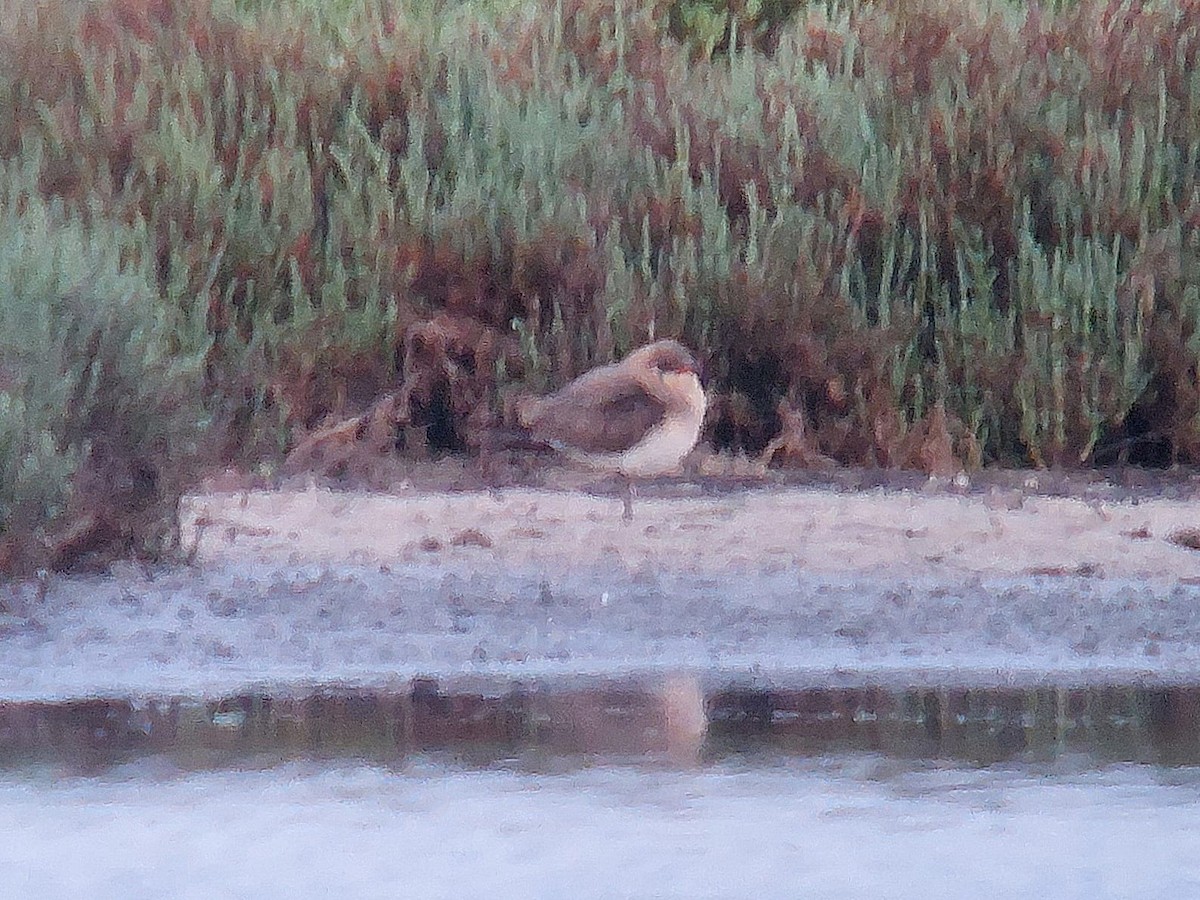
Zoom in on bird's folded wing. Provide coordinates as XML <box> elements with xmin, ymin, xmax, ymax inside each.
<box><xmin>523</xmin><ymin>371</ymin><xmax>668</xmax><ymax>455</ymax></box>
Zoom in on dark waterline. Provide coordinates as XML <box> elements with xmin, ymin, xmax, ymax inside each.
<box><xmin>4</xmin><ymin>676</ymin><xmax>1200</xmax><ymax>774</ymax></box>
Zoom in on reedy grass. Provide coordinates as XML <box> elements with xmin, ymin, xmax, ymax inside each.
<box><xmin>1</xmin><ymin>0</ymin><xmax>1199</xmax><ymax>568</ymax></box>
<box><xmin>0</xmin><ymin>161</ymin><xmax>210</xmax><ymax>572</ymax></box>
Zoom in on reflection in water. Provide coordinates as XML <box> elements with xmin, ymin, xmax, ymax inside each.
<box><xmin>707</xmin><ymin>684</ymin><xmax>1200</xmax><ymax>767</ymax></box>
<box><xmin>2</xmin><ymin>678</ymin><xmax>1200</xmax><ymax>773</ymax></box>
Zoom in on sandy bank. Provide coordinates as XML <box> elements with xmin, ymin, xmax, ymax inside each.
<box><xmin>5</xmin><ymin>474</ymin><xmax>1200</xmax><ymax>699</ymax></box>
<box><xmin>182</xmin><ymin>478</ymin><xmax>1200</xmax><ymax>584</ymax></box>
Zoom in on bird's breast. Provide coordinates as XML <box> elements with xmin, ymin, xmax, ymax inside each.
<box><xmin>617</xmin><ymin>375</ymin><xmax>707</xmax><ymax>477</ymax></box>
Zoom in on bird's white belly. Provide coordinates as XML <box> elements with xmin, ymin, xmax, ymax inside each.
<box><xmin>611</xmin><ymin>376</ymin><xmax>707</xmax><ymax>477</ymax></box>
<box><xmin>616</xmin><ymin>413</ymin><xmax>704</xmax><ymax>476</ymax></box>
<box><xmin>563</xmin><ymin>420</ymin><xmax>701</xmax><ymax>475</ymax></box>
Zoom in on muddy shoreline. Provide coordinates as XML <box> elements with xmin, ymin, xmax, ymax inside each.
<box><xmin>3</xmin><ymin>466</ymin><xmax>1200</xmax><ymax>700</ymax></box>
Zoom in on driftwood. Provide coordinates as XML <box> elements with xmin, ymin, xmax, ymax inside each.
<box><xmin>281</xmin><ymin>313</ymin><xmax>525</xmax><ymax>480</ymax></box>
<box><xmin>762</xmin><ymin>398</ymin><xmax>980</xmax><ymax>476</ymax></box>
<box><xmin>282</xmin><ymin>393</ymin><xmax>407</xmax><ymax>480</ymax></box>
<box><xmin>760</xmin><ymin>400</ymin><xmax>838</xmax><ymax>470</ymax></box>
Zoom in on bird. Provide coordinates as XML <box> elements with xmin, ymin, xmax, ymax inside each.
<box><xmin>510</xmin><ymin>339</ymin><xmax>707</xmax><ymax>520</ymax></box>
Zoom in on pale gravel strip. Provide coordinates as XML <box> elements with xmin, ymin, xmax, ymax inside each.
<box><xmin>2</xmin><ymin>484</ymin><xmax>1200</xmax><ymax>698</ymax></box>
<box><xmin>183</xmin><ymin>485</ymin><xmax>1200</xmax><ymax>584</ymax></box>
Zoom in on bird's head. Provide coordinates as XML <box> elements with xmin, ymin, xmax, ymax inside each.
<box><xmin>630</xmin><ymin>340</ymin><xmax>703</xmax><ymax>384</ymax></box>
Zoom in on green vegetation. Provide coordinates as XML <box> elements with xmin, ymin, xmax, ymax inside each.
<box><xmin>1</xmin><ymin>0</ymin><xmax>1198</xmax><ymax>570</ymax></box>
<box><xmin>0</xmin><ymin>168</ymin><xmax>210</xmax><ymax>572</ymax></box>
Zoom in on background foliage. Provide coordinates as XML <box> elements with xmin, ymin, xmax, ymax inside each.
<box><xmin>1</xmin><ymin>0</ymin><xmax>1199</xmax><ymax>569</ymax></box>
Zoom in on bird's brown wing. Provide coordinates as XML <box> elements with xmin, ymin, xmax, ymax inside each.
<box><xmin>523</xmin><ymin>368</ymin><xmax>667</xmax><ymax>455</ymax></box>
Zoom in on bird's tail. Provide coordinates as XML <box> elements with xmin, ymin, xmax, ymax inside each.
<box><xmin>477</xmin><ymin>424</ymin><xmax>551</xmax><ymax>454</ymax></box>
<box><xmin>475</xmin><ymin>423</ymin><xmax>557</xmax><ymax>486</ymax></box>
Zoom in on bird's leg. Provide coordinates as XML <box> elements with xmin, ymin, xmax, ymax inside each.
<box><xmin>621</xmin><ymin>475</ymin><xmax>635</xmax><ymax>522</ymax></box>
